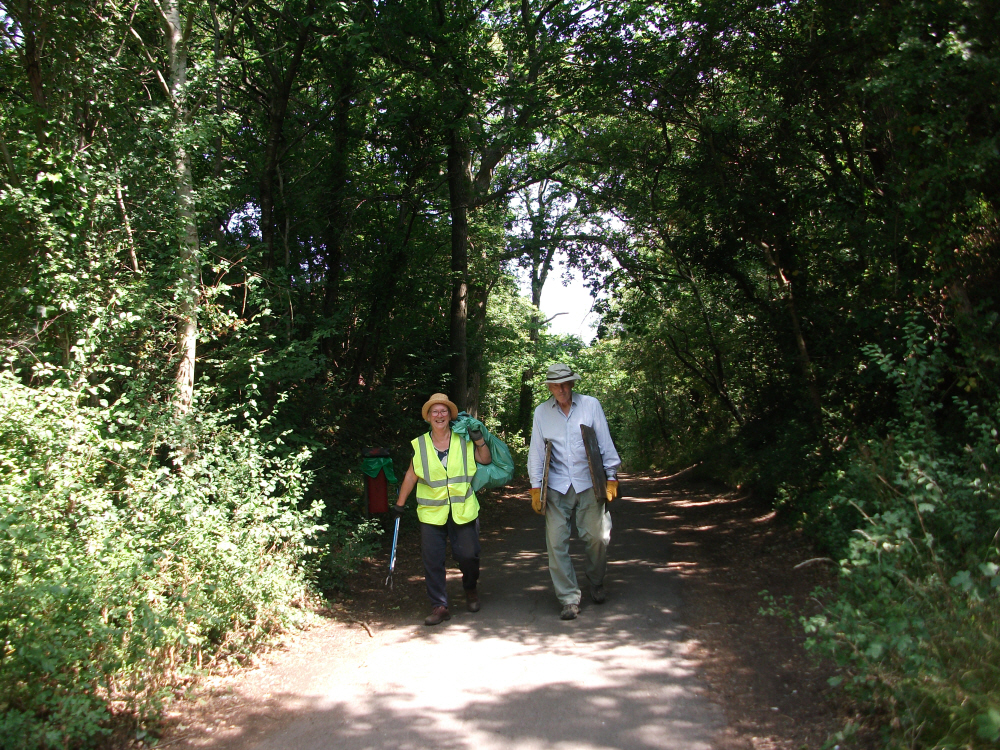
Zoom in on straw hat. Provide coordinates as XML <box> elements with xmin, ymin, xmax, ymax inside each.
<box><xmin>421</xmin><ymin>393</ymin><xmax>458</xmax><ymax>421</ymax></box>
<box><xmin>544</xmin><ymin>363</ymin><xmax>582</xmax><ymax>384</ymax></box>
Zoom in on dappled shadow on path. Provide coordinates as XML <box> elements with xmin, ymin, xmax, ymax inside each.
<box><xmin>210</xmin><ymin>670</ymin><xmax>719</xmax><ymax>750</ymax></box>
<box><xmin>174</xmin><ymin>473</ymin><xmax>731</xmax><ymax>750</ymax></box>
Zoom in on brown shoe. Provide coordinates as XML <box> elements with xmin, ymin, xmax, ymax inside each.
<box><xmin>560</xmin><ymin>603</ymin><xmax>580</xmax><ymax>620</ymax></box>
<box><xmin>465</xmin><ymin>588</ymin><xmax>480</xmax><ymax>612</ymax></box>
<box><xmin>424</xmin><ymin>606</ymin><xmax>451</xmax><ymax>626</ymax></box>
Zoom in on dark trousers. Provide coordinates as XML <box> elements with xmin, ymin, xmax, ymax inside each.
<box><xmin>420</xmin><ymin>515</ymin><xmax>480</xmax><ymax>609</ymax></box>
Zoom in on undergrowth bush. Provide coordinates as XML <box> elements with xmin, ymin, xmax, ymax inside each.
<box><xmin>803</xmin><ymin>318</ymin><xmax>1000</xmax><ymax>748</ymax></box>
<box><xmin>0</xmin><ymin>363</ymin><xmax>324</xmax><ymax>749</ymax></box>
<box><xmin>312</xmin><ymin>509</ymin><xmax>382</xmax><ymax>593</ymax></box>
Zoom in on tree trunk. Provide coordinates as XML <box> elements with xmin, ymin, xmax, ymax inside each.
<box><xmin>759</xmin><ymin>241</ymin><xmax>823</xmax><ymax>423</ymax></box>
<box><xmin>252</xmin><ymin>12</ymin><xmax>311</xmax><ymax>269</ymax></box>
<box><xmin>345</xmin><ymin>160</ymin><xmax>425</xmax><ymax>388</ymax></box>
<box><xmin>112</xmin><ymin>162</ymin><xmax>139</xmax><ymax>273</ymax></box>
<box><xmin>466</xmin><ymin>281</ymin><xmax>489</xmax><ymax>418</ymax></box>
<box><xmin>162</xmin><ymin>0</ymin><xmax>200</xmax><ymax>416</ymax></box>
<box><xmin>676</xmin><ymin>260</ymin><xmax>743</xmax><ymax>425</ymax></box>
<box><xmin>0</xmin><ymin>130</ymin><xmax>19</xmax><ymax>186</ymax></box>
<box><xmin>22</xmin><ymin>9</ymin><xmax>46</xmax><ymax>111</ymax></box>
<box><xmin>258</xmin><ymin>99</ymin><xmax>284</xmax><ymax>268</ymax></box>
<box><xmin>8</xmin><ymin>0</ymin><xmax>48</xmax><ymax>145</ymax></box>
<box><xmin>209</xmin><ymin>1</ymin><xmax>227</xmax><ymax>249</ymax></box>
<box><xmin>518</xmin><ymin>367</ymin><xmax>535</xmax><ymax>438</ymax></box>
<box><xmin>517</xmin><ymin>201</ymin><xmax>557</xmax><ymax>437</ymax></box>
<box><xmin>447</xmin><ymin>130</ymin><xmax>472</xmax><ymax>412</ymax></box>
<box><xmin>321</xmin><ymin>71</ymin><xmax>355</xmax><ymax>323</ymax></box>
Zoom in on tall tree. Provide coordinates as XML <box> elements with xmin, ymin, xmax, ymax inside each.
<box><xmin>158</xmin><ymin>0</ymin><xmax>202</xmax><ymax>415</ymax></box>
<box><xmin>372</xmin><ymin>0</ymin><xmax>595</xmax><ymax>410</ymax></box>
<box><xmin>510</xmin><ymin>178</ymin><xmax>599</xmax><ymax>434</ymax></box>
<box><xmin>243</xmin><ymin>0</ymin><xmax>315</xmax><ymax>269</ymax></box>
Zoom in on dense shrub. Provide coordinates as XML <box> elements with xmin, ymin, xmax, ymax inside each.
<box><xmin>311</xmin><ymin>508</ymin><xmax>382</xmax><ymax>594</ymax></box>
<box><xmin>803</xmin><ymin>319</ymin><xmax>1000</xmax><ymax>748</ymax></box>
<box><xmin>0</xmin><ymin>364</ymin><xmax>324</xmax><ymax>748</ymax></box>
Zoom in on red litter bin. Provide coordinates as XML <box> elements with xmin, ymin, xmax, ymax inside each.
<box><xmin>361</xmin><ymin>448</ymin><xmax>395</xmax><ymax>515</ymax></box>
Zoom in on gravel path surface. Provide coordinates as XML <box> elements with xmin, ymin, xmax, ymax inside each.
<box><xmin>167</xmin><ymin>474</ymin><xmax>728</xmax><ymax>750</ymax></box>
<box><xmin>161</xmin><ymin>471</ymin><xmax>849</xmax><ymax>750</ymax></box>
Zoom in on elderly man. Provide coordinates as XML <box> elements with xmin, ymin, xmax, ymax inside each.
<box><xmin>528</xmin><ymin>363</ymin><xmax>621</xmax><ymax>620</ymax></box>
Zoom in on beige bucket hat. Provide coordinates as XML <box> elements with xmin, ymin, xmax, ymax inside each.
<box><xmin>544</xmin><ymin>363</ymin><xmax>582</xmax><ymax>384</ymax></box>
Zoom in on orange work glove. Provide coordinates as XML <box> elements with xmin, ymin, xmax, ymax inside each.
<box><xmin>605</xmin><ymin>480</ymin><xmax>619</xmax><ymax>502</ymax></box>
<box><xmin>530</xmin><ymin>487</ymin><xmax>543</xmax><ymax>514</ymax></box>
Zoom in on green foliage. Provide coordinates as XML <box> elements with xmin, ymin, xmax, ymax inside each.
<box><xmin>311</xmin><ymin>512</ymin><xmax>382</xmax><ymax>593</ymax></box>
<box><xmin>0</xmin><ymin>364</ymin><xmax>323</xmax><ymax>748</ymax></box>
<box><xmin>562</xmin><ymin>4</ymin><xmax>1000</xmax><ymax>743</ymax></box>
<box><xmin>476</xmin><ymin>274</ymin><xmax>596</xmax><ymax>471</ymax></box>
<box><xmin>571</xmin><ymin>0</ymin><xmax>1000</xmax><ymax>482</ymax></box>
<box><xmin>801</xmin><ymin>320</ymin><xmax>1000</xmax><ymax>749</ymax></box>
<box><xmin>2</xmin><ymin>0</ymin><xmax>999</xmax><ymax>746</ymax></box>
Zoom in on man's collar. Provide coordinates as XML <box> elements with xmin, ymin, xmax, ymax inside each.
<box><xmin>548</xmin><ymin>393</ymin><xmax>578</xmax><ymax>409</ymax></box>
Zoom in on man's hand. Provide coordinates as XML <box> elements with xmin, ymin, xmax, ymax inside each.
<box><xmin>391</xmin><ymin>503</ymin><xmax>405</xmax><ymax>517</ymax></box>
<box><xmin>605</xmin><ymin>480</ymin><xmax>619</xmax><ymax>502</ymax></box>
<box><xmin>530</xmin><ymin>487</ymin><xmax>543</xmax><ymax>514</ymax></box>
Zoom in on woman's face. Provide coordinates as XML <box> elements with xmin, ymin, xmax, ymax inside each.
<box><xmin>429</xmin><ymin>404</ymin><xmax>451</xmax><ymax>430</ymax></box>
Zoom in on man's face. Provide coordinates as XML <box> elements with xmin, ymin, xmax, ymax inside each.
<box><xmin>547</xmin><ymin>380</ymin><xmax>574</xmax><ymax>408</ymax></box>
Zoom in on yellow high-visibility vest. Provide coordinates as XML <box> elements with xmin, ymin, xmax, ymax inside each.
<box><xmin>411</xmin><ymin>431</ymin><xmax>479</xmax><ymax>525</ymax></box>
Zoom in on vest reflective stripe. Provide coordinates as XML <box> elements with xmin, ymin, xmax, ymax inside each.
<box><xmin>415</xmin><ymin>435</ymin><xmax>475</xmax><ymax>488</ymax></box>
<box><xmin>412</xmin><ymin>432</ymin><xmax>479</xmax><ymax>525</ymax></box>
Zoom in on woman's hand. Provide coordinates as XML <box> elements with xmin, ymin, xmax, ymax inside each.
<box><xmin>470</xmin><ymin>430</ymin><xmax>492</xmax><ymax>465</ymax></box>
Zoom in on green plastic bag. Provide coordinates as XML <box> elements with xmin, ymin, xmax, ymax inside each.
<box><xmin>451</xmin><ymin>413</ymin><xmax>514</xmax><ymax>492</ymax></box>
<box><xmin>360</xmin><ymin>455</ymin><xmax>397</xmax><ymax>484</ymax></box>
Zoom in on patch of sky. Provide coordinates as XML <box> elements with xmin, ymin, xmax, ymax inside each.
<box><xmin>227</xmin><ymin>202</ymin><xmax>260</xmax><ymax>238</ymax></box>
<box><xmin>515</xmin><ymin>257</ymin><xmax>600</xmax><ymax>344</ymax></box>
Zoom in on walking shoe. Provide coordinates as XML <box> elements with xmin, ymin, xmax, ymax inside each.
<box><xmin>424</xmin><ymin>606</ymin><xmax>451</xmax><ymax>626</ymax></box>
<box><xmin>559</xmin><ymin>603</ymin><xmax>580</xmax><ymax>620</ymax></box>
<box><xmin>465</xmin><ymin>588</ymin><xmax>481</xmax><ymax>612</ymax></box>
<box><xmin>590</xmin><ymin>584</ymin><xmax>606</xmax><ymax>604</ymax></box>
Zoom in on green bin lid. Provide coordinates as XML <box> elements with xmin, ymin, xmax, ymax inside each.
<box><xmin>360</xmin><ymin>456</ymin><xmax>397</xmax><ymax>483</ymax></box>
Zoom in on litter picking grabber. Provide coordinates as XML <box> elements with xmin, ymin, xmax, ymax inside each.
<box><xmin>385</xmin><ymin>515</ymin><xmax>400</xmax><ymax>588</ymax></box>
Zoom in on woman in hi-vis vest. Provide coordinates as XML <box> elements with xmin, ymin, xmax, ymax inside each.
<box><xmin>392</xmin><ymin>393</ymin><xmax>492</xmax><ymax>625</ymax></box>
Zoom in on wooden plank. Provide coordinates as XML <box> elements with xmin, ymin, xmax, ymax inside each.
<box><xmin>539</xmin><ymin>439</ymin><xmax>552</xmax><ymax>513</ymax></box>
<box><xmin>580</xmin><ymin>424</ymin><xmax>607</xmax><ymax>502</ymax></box>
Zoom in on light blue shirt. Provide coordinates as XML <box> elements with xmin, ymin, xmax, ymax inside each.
<box><xmin>528</xmin><ymin>392</ymin><xmax>620</xmax><ymax>493</ymax></box>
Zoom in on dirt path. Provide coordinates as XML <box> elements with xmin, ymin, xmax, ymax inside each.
<box><xmin>160</xmin><ymin>471</ymin><xmax>848</xmax><ymax>750</ymax></box>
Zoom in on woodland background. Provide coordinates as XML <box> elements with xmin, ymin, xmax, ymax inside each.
<box><xmin>0</xmin><ymin>0</ymin><xmax>998</xmax><ymax>747</ymax></box>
